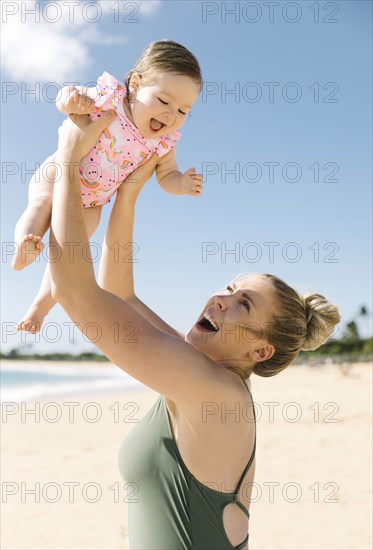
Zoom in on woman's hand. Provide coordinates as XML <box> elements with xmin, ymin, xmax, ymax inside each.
<box><xmin>56</xmin><ymin>86</ymin><xmax>97</xmax><ymax>115</ymax></box>
<box><xmin>116</xmin><ymin>156</ymin><xmax>158</xmax><ymax>204</ymax></box>
<box><xmin>57</xmin><ymin>111</ymin><xmax>115</xmax><ymax>160</ymax></box>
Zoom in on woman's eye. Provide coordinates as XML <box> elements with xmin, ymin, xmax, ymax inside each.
<box><xmin>158</xmin><ymin>98</ymin><xmax>168</xmax><ymax>105</ymax></box>
<box><xmin>227</xmin><ymin>285</ymin><xmax>250</xmax><ymax>312</ymax></box>
<box><xmin>178</xmin><ymin>109</ymin><xmax>186</xmax><ymax>115</ymax></box>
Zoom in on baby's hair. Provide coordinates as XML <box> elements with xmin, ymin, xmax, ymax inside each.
<box><xmin>125</xmin><ymin>39</ymin><xmax>202</xmax><ymax>94</ymax></box>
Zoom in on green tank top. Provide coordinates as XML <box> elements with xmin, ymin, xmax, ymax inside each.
<box><xmin>118</xmin><ymin>380</ymin><xmax>256</xmax><ymax>549</ymax></box>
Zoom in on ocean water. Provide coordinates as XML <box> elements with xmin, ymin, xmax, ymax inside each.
<box><xmin>0</xmin><ymin>361</ymin><xmax>146</xmax><ymax>402</ymax></box>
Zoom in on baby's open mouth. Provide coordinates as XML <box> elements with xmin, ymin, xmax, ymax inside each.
<box><xmin>150</xmin><ymin>118</ymin><xmax>165</xmax><ymax>132</ymax></box>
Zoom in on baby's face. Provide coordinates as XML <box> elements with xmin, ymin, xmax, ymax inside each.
<box><xmin>128</xmin><ymin>72</ymin><xmax>200</xmax><ymax>138</ymax></box>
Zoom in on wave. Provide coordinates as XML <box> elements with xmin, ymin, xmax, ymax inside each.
<box><xmin>0</xmin><ymin>362</ymin><xmax>147</xmax><ymax>403</ymax></box>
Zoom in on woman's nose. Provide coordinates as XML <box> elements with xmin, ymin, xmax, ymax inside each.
<box><xmin>214</xmin><ymin>295</ymin><xmax>228</xmax><ymax>311</ymax></box>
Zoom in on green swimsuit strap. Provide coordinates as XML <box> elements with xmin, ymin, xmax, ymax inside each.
<box><xmin>232</xmin><ymin>378</ymin><xmax>257</xmax><ymax>517</ymax></box>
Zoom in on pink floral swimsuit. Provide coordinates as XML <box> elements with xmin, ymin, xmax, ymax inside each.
<box><xmin>51</xmin><ymin>72</ymin><xmax>180</xmax><ymax>208</ymax></box>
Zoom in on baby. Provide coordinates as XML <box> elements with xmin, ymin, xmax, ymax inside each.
<box><xmin>13</xmin><ymin>40</ymin><xmax>203</xmax><ymax>333</ymax></box>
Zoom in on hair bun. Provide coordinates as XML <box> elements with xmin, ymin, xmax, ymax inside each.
<box><xmin>305</xmin><ymin>305</ymin><xmax>313</xmax><ymax>325</ymax></box>
<box><xmin>301</xmin><ymin>293</ymin><xmax>341</xmax><ymax>351</ymax></box>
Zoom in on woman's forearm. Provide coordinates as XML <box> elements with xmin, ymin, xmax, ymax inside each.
<box><xmin>98</xmin><ymin>156</ymin><xmax>158</xmax><ymax>300</ymax></box>
<box><xmin>50</xmin><ymin>153</ymin><xmax>96</xmax><ymax>296</ymax></box>
<box><xmin>98</xmin><ymin>189</ymin><xmax>137</xmax><ymax>300</ymax></box>
<box><xmin>98</xmin><ymin>162</ymin><xmax>184</xmax><ymax>339</ymax></box>
<box><xmin>50</xmin><ymin>110</ymin><xmax>115</xmax><ymax>297</ymax></box>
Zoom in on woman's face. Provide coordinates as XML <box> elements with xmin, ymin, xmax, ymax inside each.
<box><xmin>185</xmin><ymin>274</ymin><xmax>279</xmax><ymax>367</ymax></box>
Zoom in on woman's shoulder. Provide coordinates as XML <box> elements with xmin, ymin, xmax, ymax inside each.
<box><xmin>221</xmin><ymin>369</ymin><xmax>253</xmax><ymax>400</ymax></box>
<box><xmin>172</xmin><ymin>370</ymin><xmax>253</xmax><ymax>426</ymax></box>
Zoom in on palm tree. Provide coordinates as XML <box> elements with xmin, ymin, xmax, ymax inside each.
<box><xmin>344</xmin><ymin>321</ymin><xmax>359</xmax><ymax>340</ymax></box>
<box><xmin>342</xmin><ymin>304</ymin><xmax>371</xmax><ymax>341</ymax></box>
<box><xmin>358</xmin><ymin>305</ymin><xmax>371</xmax><ymax>338</ymax></box>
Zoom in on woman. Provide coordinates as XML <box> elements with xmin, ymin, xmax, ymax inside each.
<box><xmin>51</xmin><ymin>112</ymin><xmax>341</xmax><ymax>549</ymax></box>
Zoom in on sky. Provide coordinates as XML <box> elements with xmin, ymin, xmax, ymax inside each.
<box><xmin>1</xmin><ymin>0</ymin><xmax>372</xmax><ymax>354</ymax></box>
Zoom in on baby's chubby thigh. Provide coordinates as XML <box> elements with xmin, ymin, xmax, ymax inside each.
<box><xmin>27</xmin><ymin>154</ymin><xmax>59</xmax><ymax>208</ymax></box>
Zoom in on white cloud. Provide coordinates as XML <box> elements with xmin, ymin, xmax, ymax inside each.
<box><xmin>1</xmin><ymin>19</ymin><xmax>91</xmax><ymax>82</ymax></box>
<box><xmin>98</xmin><ymin>0</ymin><xmax>161</xmax><ymax>17</ymax></box>
<box><xmin>1</xmin><ymin>0</ymin><xmax>161</xmax><ymax>84</ymax></box>
<box><xmin>135</xmin><ymin>0</ymin><xmax>162</xmax><ymax>16</ymax></box>
<box><xmin>78</xmin><ymin>26</ymin><xmax>129</xmax><ymax>47</ymax></box>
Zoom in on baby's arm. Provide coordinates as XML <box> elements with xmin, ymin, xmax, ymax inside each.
<box><xmin>156</xmin><ymin>147</ymin><xmax>203</xmax><ymax>197</ymax></box>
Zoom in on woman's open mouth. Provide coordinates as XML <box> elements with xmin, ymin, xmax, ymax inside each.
<box><xmin>196</xmin><ymin>312</ymin><xmax>219</xmax><ymax>333</ymax></box>
<box><xmin>150</xmin><ymin>118</ymin><xmax>165</xmax><ymax>132</ymax></box>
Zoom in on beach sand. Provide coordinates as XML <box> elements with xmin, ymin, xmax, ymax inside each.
<box><xmin>1</xmin><ymin>361</ymin><xmax>372</xmax><ymax>549</ymax></box>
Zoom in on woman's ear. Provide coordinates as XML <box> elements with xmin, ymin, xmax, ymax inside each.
<box><xmin>250</xmin><ymin>344</ymin><xmax>275</xmax><ymax>363</ymax></box>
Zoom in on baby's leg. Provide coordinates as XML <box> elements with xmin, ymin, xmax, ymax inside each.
<box><xmin>12</xmin><ymin>159</ymin><xmax>56</xmax><ymax>271</ymax></box>
<box><xmin>17</xmin><ymin>205</ymin><xmax>103</xmax><ymax>333</ymax></box>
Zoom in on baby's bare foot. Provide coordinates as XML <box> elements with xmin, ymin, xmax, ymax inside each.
<box><xmin>12</xmin><ymin>234</ymin><xmax>45</xmax><ymax>271</ymax></box>
<box><xmin>17</xmin><ymin>304</ymin><xmax>48</xmax><ymax>334</ymax></box>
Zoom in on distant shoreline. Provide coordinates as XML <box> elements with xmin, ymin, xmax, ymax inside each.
<box><xmin>1</xmin><ymin>353</ymin><xmax>372</xmax><ymax>364</ymax></box>
<box><xmin>1</xmin><ymin>353</ymin><xmax>109</xmax><ymax>362</ymax></box>
<box><xmin>2</xmin><ymin>336</ymin><xmax>372</xmax><ymax>363</ymax></box>
<box><xmin>0</xmin><ymin>360</ymin><xmax>150</xmax><ymax>403</ymax></box>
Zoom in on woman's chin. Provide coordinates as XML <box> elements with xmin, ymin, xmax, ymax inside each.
<box><xmin>185</xmin><ymin>329</ymin><xmax>196</xmax><ymax>347</ymax></box>
<box><xmin>185</xmin><ymin>323</ymin><xmax>207</xmax><ymax>345</ymax></box>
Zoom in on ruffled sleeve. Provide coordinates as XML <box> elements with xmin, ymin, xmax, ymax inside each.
<box><xmin>156</xmin><ymin>129</ymin><xmax>181</xmax><ymax>158</ymax></box>
<box><xmin>94</xmin><ymin>71</ymin><xmax>125</xmax><ymax>111</ymax></box>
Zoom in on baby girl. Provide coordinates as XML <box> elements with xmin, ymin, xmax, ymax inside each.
<box><xmin>13</xmin><ymin>39</ymin><xmax>203</xmax><ymax>332</ymax></box>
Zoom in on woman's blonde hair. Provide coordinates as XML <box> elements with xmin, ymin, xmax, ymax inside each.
<box><xmin>230</xmin><ymin>273</ymin><xmax>341</xmax><ymax>379</ymax></box>
<box><xmin>125</xmin><ymin>39</ymin><xmax>202</xmax><ymax>92</ymax></box>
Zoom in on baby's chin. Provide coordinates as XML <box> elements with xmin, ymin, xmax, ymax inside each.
<box><xmin>143</xmin><ymin>125</ymin><xmax>168</xmax><ymax>139</ymax></box>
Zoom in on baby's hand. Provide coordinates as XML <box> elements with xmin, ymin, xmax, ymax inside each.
<box><xmin>179</xmin><ymin>168</ymin><xmax>203</xmax><ymax>196</ymax></box>
<box><xmin>59</xmin><ymin>86</ymin><xmax>97</xmax><ymax>115</ymax></box>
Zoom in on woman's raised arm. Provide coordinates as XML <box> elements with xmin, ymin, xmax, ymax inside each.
<box><xmin>49</xmin><ymin>115</ymin><xmax>234</xmax><ymax>413</ymax></box>
<box><xmin>97</xmin><ymin>161</ymin><xmax>184</xmax><ymax>338</ymax></box>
